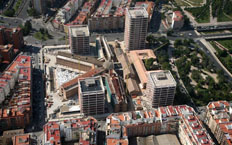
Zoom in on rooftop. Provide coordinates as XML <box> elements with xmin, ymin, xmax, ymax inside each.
<box><xmin>79</xmin><ymin>76</ymin><xmax>104</xmax><ymax>93</ymax></box>
<box><xmin>57</xmin><ymin>51</ymin><xmax>103</xmax><ymax>67</ymax></box>
<box><xmin>173</xmin><ymin>11</ymin><xmax>183</xmax><ymax>21</ymax></box>
<box><xmin>44</xmin><ymin>117</ymin><xmax>97</xmax><ymax>145</ymax></box>
<box><xmin>0</xmin><ymin>55</ymin><xmax>31</xmax><ymax>119</ymax></box>
<box><xmin>69</xmin><ymin>25</ymin><xmax>89</xmax><ymax>37</ymax></box>
<box><xmin>127</xmin><ymin>7</ymin><xmax>148</xmax><ymax>18</ymax></box>
<box><xmin>12</xmin><ymin>134</ymin><xmax>30</xmax><ymax>145</ymax></box>
<box><xmin>149</xmin><ymin>70</ymin><xmax>176</xmax><ymax>87</ymax></box>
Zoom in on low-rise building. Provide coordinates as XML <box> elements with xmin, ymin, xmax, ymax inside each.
<box><xmin>0</xmin><ymin>129</ymin><xmax>24</xmax><ymax>145</ymax></box>
<box><xmin>205</xmin><ymin>101</ymin><xmax>232</xmax><ymax>145</ymax></box>
<box><xmin>56</xmin><ymin>51</ymin><xmax>103</xmax><ymax>71</ymax></box>
<box><xmin>44</xmin><ymin>117</ymin><xmax>97</xmax><ymax>145</ymax></box>
<box><xmin>114</xmin><ymin>47</ymin><xmax>140</xmax><ymax>95</ymax></box>
<box><xmin>129</xmin><ymin>49</ymin><xmax>158</xmax><ymax>89</ymax></box>
<box><xmin>106</xmin><ymin>105</ymin><xmax>214</xmax><ymax>145</ymax></box>
<box><xmin>12</xmin><ymin>134</ymin><xmax>31</xmax><ymax>145</ymax></box>
<box><xmin>0</xmin><ymin>55</ymin><xmax>32</xmax><ymax>132</ymax></box>
<box><xmin>105</xmin><ymin>71</ymin><xmax>127</xmax><ymax>112</ymax></box>
<box><xmin>171</xmin><ymin>11</ymin><xmax>184</xmax><ymax>30</ymax></box>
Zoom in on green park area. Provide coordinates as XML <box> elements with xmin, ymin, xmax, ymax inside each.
<box><xmin>185</xmin><ymin>2</ymin><xmax>210</xmax><ymax>23</ymax></box>
<box><xmin>210</xmin><ymin>40</ymin><xmax>232</xmax><ymax>74</ymax></box>
<box><xmin>34</xmin><ymin>28</ymin><xmax>52</xmax><ymax>41</ymax></box>
<box><xmin>173</xmin><ymin>39</ymin><xmax>232</xmax><ymax>105</ymax></box>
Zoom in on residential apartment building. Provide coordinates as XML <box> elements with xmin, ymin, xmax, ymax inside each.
<box><xmin>129</xmin><ymin>49</ymin><xmax>158</xmax><ymax>89</ymax></box>
<box><xmin>12</xmin><ymin>134</ymin><xmax>31</xmax><ymax>145</ymax></box>
<box><xmin>78</xmin><ymin>76</ymin><xmax>105</xmax><ymax>116</ymax></box>
<box><xmin>0</xmin><ymin>55</ymin><xmax>32</xmax><ymax>132</ymax></box>
<box><xmin>106</xmin><ymin>105</ymin><xmax>214</xmax><ymax>145</ymax></box>
<box><xmin>0</xmin><ymin>27</ymin><xmax>24</xmax><ymax>50</ymax></box>
<box><xmin>69</xmin><ymin>25</ymin><xmax>90</xmax><ymax>55</ymax></box>
<box><xmin>124</xmin><ymin>7</ymin><xmax>148</xmax><ymax>51</ymax></box>
<box><xmin>146</xmin><ymin>70</ymin><xmax>176</xmax><ymax>108</ymax></box>
<box><xmin>205</xmin><ymin>101</ymin><xmax>232</xmax><ymax>145</ymax></box>
<box><xmin>0</xmin><ymin>44</ymin><xmax>15</xmax><ymax>64</ymax></box>
<box><xmin>44</xmin><ymin>117</ymin><xmax>97</xmax><ymax>145</ymax></box>
<box><xmin>88</xmin><ymin>0</ymin><xmax>132</xmax><ymax>32</ymax></box>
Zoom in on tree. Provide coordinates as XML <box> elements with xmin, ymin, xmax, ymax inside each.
<box><xmin>144</xmin><ymin>58</ymin><xmax>155</xmax><ymax>70</ymax></box>
<box><xmin>3</xmin><ymin>9</ymin><xmax>15</xmax><ymax>17</ymax></box>
<box><xmin>27</xmin><ymin>8</ymin><xmax>38</xmax><ymax>17</ymax></box>
<box><xmin>21</xmin><ymin>21</ymin><xmax>32</xmax><ymax>36</ymax></box>
<box><xmin>167</xmin><ymin>30</ymin><xmax>173</xmax><ymax>36</ymax></box>
<box><xmin>174</xmin><ymin>39</ymin><xmax>182</xmax><ymax>48</ymax></box>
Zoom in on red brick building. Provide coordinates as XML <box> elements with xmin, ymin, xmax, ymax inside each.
<box><xmin>0</xmin><ymin>27</ymin><xmax>24</xmax><ymax>65</ymax></box>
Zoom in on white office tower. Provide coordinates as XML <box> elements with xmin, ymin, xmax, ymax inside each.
<box><xmin>146</xmin><ymin>70</ymin><xmax>176</xmax><ymax>108</ymax></box>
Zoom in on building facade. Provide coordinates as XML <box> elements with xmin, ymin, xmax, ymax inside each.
<box><xmin>124</xmin><ymin>7</ymin><xmax>148</xmax><ymax>51</ymax></box>
<box><xmin>69</xmin><ymin>25</ymin><xmax>90</xmax><ymax>55</ymax></box>
<box><xmin>146</xmin><ymin>70</ymin><xmax>176</xmax><ymax>108</ymax></box>
<box><xmin>0</xmin><ymin>55</ymin><xmax>32</xmax><ymax>132</ymax></box>
<box><xmin>79</xmin><ymin>76</ymin><xmax>105</xmax><ymax>116</ymax></box>
<box><xmin>32</xmin><ymin>0</ymin><xmax>47</xmax><ymax>14</ymax></box>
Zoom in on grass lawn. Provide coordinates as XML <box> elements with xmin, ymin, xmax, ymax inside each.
<box><xmin>188</xmin><ymin>0</ymin><xmax>204</xmax><ymax>7</ymax></box>
<box><xmin>216</xmin><ymin>39</ymin><xmax>232</xmax><ymax>51</ymax></box>
<box><xmin>218</xmin><ymin>13</ymin><xmax>232</xmax><ymax>22</ymax></box>
<box><xmin>175</xmin><ymin>0</ymin><xmax>191</xmax><ymax>6</ymax></box>
<box><xmin>185</xmin><ymin>6</ymin><xmax>210</xmax><ymax>23</ymax></box>
<box><xmin>14</xmin><ymin>0</ymin><xmax>23</xmax><ymax>12</ymax></box>
<box><xmin>34</xmin><ymin>31</ymin><xmax>52</xmax><ymax>41</ymax></box>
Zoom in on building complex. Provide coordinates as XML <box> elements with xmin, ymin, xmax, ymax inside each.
<box><xmin>206</xmin><ymin>101</ymin><xmax>232</xmax><ymax>145</ymax></box>
<box><xmin>106</xmin><ymin>105</ymin><xmax>214</xmax><ymax>145</ymax></box>
<box><xmin>44</xmin><ymin>117</ymin><xmax>97</xmax><ymax>145</ymax></box>
<box><xmin>0</xmin><ymin>55</ymin><xmax>32</xmax><ymax>132</ymax></box>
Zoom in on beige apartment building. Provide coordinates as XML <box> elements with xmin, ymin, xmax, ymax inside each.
<box><xmin>124</xmin><ymin>7</ymin><xmax>148</xmax><ymax>51</ymax></box>
<box><xmin>69</xmin><ymin>25</ymin><xmax>90</xmax><ymax>55</ymax></box>
<box><xmin>78</xmin><ymin>76</ymin><xmax>105</xmax><ymax>116</ymax></box>
<box><xmin>146</xmin><ymin>70</ymin><xmax>176</xmax><ymax>108</ymax></box>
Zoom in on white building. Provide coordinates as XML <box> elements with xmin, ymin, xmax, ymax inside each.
<box><xmin>124</xmin><ymin>7</ymin><xmax>148</xmax><ymax>51</ymax></box>
<box><xmin>146</xmin><ymin>70</ymin><xmax>176</xmax><ymax>108</ymax></box>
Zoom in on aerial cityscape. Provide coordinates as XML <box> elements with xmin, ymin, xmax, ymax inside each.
<box><xmin>0</xmin><ymin>0</ymin><xmax>232</xmax><ymax>145</ymax></box>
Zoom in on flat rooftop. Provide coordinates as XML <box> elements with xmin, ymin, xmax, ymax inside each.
<box><xmin>79</xmin><ymin>76</ymin><xmax>104</xmax><ymax>93</ymax></box>
<box><xmin>149</xmin><ymin>70</ymin><xmax>176</xmax><ymax>87</ymax></box>
<box><xmin>69</xmin><ymin>25</ymin><xmax>89</xmax><ymax>37</ymax></box>
<box><xmin>127</xmin><ymin>7</ymin><xmax>148</xmax><ymax>18</ymax></box>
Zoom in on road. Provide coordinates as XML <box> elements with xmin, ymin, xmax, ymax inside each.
<box><xmin>17</xmin><ymin>0</ymin><xmax>30</xmax><ymax>19</ymax></box>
